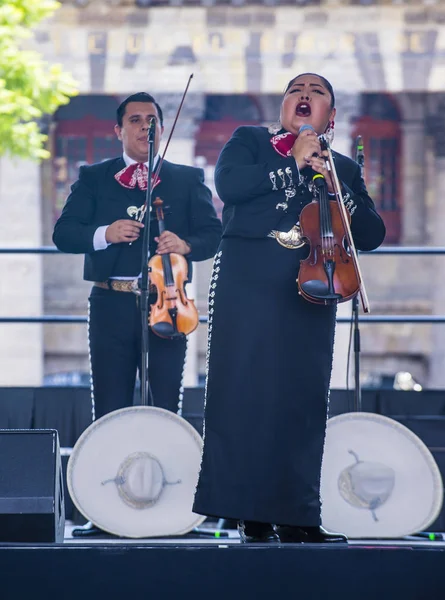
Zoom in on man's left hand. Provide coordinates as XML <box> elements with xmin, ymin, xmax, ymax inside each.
<box><xmin>155</xmin><ymin>231</ymin><xmax>191</xmax><ymax>255</ymax></box>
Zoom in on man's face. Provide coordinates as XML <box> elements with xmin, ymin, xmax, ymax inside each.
<box><xmin>114</xmin><ymin>101</ymin><xmax>164</xmax><ymax>162</ymax></box>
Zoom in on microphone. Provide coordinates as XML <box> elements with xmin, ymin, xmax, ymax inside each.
<box><xmin>299</xmin><ymin>124</ymin><xmax>331</xmax><ymax>171</ymax></box>
<box><xmin>355</xmin><ymin>135</ymin><xmax>364</xmax><ymax>178</ymax></box>
<box><xmin>148</xmin><ymin>117</ymin><xmax>156</xmax><ymax>142</ymax></box>
<box><xmin>299</xmin><ymin>124</ymin><xmax>315</xmax><ymax>135</ymax></box>
<box><xmin>299</xmin><ymin>124</ymin><xmax>325</xmax><ymax>162</ymax></box>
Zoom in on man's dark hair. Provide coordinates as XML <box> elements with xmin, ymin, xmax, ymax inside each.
<box><xmin>284</xmin><ymin>73</ymin><xmax>335</xmax><ymax>109</ymax></box>
<box><xmin>116</xmin><ymin>92</ymin><xmax>164</xmax><ymax>127</ymax></box>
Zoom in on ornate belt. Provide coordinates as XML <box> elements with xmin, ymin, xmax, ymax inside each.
<box><xmin>94</xmin><ymin>280</ymin><xmax>158</xmax><ymax>295</ymax></box>
<box><xmin>94</xmin><ymin>280</ymin><xmax>138</xmax><ymax>293</ymax></box>
<box><xmin>267</xmin><ymin>225</ymin><xmax>305</xmax><ymax>249</ymax></box>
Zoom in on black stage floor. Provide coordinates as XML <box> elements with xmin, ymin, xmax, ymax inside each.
<box><xmin>1</xmin><ymin>528</ymin><xmax>445</xmax><ymax>600</ymax></box>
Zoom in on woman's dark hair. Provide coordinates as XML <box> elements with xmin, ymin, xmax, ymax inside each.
<box><xmin>116</xmin><ymin>92</ymin><xmax>164</xmax><ymax>127</ymax></box>
<box><xmin>284</xmin><ymin>73</ymin><xmax>335</xmax><ymax>109</ymax></box>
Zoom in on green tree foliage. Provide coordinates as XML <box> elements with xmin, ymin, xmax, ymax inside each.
<box><xmin>0</xmin><ymin>0</ymin><xmax>77</xmax><ymax>159</ymax></box>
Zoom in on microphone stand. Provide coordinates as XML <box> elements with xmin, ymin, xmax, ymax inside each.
<box><xmin>135</xmin><ymin>76</ymin><xmax>194</xmax><ymax>408</ymax></box>
<box><xmin>352</xmin><ymin>295</ymin><xmax>361</xmax><ymax>412</ymax></box>
<box><xmin>352</xmin><ymin>135</ymin><xmax>365</xmax><ymax>413</ymax></box>
<box><xmin>139</xmin><ymin>120</ymin><xmax>156</xmax><ymax>407</ymax></box>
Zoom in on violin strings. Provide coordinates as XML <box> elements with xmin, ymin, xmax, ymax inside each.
<box><xmin>319</xmin><ymin>181</ymin><xmax>331</xmax><ymax>259</ymax></box>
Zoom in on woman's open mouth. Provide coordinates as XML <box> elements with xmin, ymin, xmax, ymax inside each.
<box><xmin>295</xmin><ymin>102</ymin><xmax>311</xmax><ymax>117</ymax></box>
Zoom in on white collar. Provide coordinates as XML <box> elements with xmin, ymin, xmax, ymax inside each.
<box><xmin>123</xmin><ymin>151</ymin><xmax>159</xmax><ymax>168</ymax></box>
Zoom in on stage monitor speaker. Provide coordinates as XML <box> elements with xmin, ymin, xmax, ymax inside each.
<box><xmin>0</xmin><ymin>429</ymin><xmax>65</xmax><ymax>542</ymax></box>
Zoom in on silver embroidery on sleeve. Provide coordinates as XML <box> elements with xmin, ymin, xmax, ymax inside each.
<box><xmin>275</xmin><ymin>200</ymin><xmax>288</xmax><ymax>211</ymax></box>
<box><xmin>277</xmin><ymin>168</ymin><xmax>286</xmax><ymax>189</ymax></box>
<box><xmin>284</xmin><ymin>187</ymin><xmax>296</xmax><ymax>200</ymax></box>
<box><xmin>342</xmin><ymin>192</ymin><xmax>357</xmax><ymax>216</ymax></box>
<box><xmin>269</xmin><ymin>171</ymin><xmax>278</xmax><ymax>191</ymax></box>
<box><xmin>285</xmin><ymin>167</ymin><xmax>294</xmax><ymax>187</ymax></box>
<box><xmin>275</xmin><ymin>167</ymin><xmax>298</xmax><ymax>210</ymax></box>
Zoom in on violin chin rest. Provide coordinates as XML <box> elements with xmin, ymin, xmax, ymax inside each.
<box><xmin>300</xmin><ymin>280</ymin><xmax>343</xmax><ymax>302</ymax></box>
<box><xmin>152</xmin><ymin>321</ymin><xmax>185</xmax><ymax>340</ymax></box>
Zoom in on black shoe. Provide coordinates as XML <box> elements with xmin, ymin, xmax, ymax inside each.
<box><xmin>302</xmin><ymin>526</ymin><xmax>347</xmax><ymax>543</ymax></box>
<box><xmin>71</xmin><ymin>521</ymin><xmax>110</xmax><ymax>537</ymax></box>
<box><xmin>276</xmin><ymin>525</ymin><xmax>347</xmax><ymax>543</ymax></box>
<box><xmin>274</xmin><ymin>525</ymin><xmax>308</xmax><ymax>543</ymax></box>
<box><xmin>238</xmin><ymin>520</ymin><xmax>279</xmax><ymax>543</ymax></box>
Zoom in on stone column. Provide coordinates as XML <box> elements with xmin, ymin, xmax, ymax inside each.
<box><xmin>330</xmin><ymin>93</ymin><xmax>361</xmax><ymax>390</ymax></box>
<box><xmin>398</xmin><ymin>94</ymin><xmax>426</xmax><ymax>245</ymax></box>
<box><xmin>428</xmin><ymin>102</ymin><xmax>445</xmax><ymax>388</ymax></box>
<box><xmin>0</xmin><ymin>157</ymin><xmax>43</xmax><ymax>385</ymax></box>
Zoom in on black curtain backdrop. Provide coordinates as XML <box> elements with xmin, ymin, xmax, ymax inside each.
<box><xmin>0</xmin><ymin>387</ymin><xmax>444</xmax><ymax>529</ymax></box>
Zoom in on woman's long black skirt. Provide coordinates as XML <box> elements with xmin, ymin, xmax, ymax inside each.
<box><xmin>193</xmin><ymin>236</ymin><xmax>337</xmax><ymax>527</ymax></box>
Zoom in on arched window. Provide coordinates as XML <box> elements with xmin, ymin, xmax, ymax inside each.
<box><xmin>352</xmin><ymin>94</ymin><xmax>402</xmax><ymax>244</ymax></box>
<box><xmin>52</xmin><ymin>95</ymin><xmax>122</xmax><ymax>224</ymax></box>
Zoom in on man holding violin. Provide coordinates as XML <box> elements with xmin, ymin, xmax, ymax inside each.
<box><xmin>53</xmin><ymin>92</ymin><xmax>221</xmax><ymax>423</ymax></box>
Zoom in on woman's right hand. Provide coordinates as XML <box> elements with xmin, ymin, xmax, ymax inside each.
<box><xmin>290</xmin><ymin>129</ymin><xmax>321</xmax><ymax>170</ymax></box>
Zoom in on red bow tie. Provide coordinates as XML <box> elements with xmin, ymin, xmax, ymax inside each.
<box><xmin>270</xmin><ymin>131</ymin><xmax>297</xmax><ymax>158</ymax></box>
<box><xmin>114</xmin><ymin>162</ymin><xmax>161</xmax><ymax>191</ymax></box>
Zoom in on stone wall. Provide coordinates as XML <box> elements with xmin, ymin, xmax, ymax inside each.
<box><xmin>27</xmin><ymin>4</ymin><xmax>445</xmax><ymax>96</ymax></box>
<box><xmin>3</xmin><ymin>1</ymin><xmax>445</xmax><ymax>387</ymax></box>
<box><xmin>0</xmin><ymin>158</ymin><xmax>43</xmax><ymax>385</ymax></box>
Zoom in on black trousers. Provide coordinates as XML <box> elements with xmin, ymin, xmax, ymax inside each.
<box><xmin>88</xmin><ymin>286</ymin><xmax>187</xmax><ymax>420</ymax></box>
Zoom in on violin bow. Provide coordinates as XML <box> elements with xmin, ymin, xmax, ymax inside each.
<box><xmin>321</xmin><ymin>136</ymin><xmax>370</xmax><ymax>313</ymax></box>
<box><xmin>138</xmin><ymin>73</ymin><xmax>194</xmax><ymax>222</ymax></box>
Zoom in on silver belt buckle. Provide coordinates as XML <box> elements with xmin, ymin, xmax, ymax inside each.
<box><xmin>268</xmin><ymin>225</ymin><xmax>305</xmax><ymax>249</ymax></box>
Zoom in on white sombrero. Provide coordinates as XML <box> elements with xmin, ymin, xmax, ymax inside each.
<box><xmin>320</xmin><ymin>412</ymin><xmax>443</xmax><ymax>539</ymax></box>
<box><xmin>67</xmin><ymin>406</ymin><xmax>205</xmax><ymax>538</ymax></box>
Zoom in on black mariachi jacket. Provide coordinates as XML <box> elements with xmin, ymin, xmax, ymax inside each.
<box><xmin>53</xmin><ymin>157</ymin><xmax>222</xmax><ymax>282</ymax></box>
<box><xmin>216</xmin><ymin>126</ymin><xmax>386</xmax><ymax>252</ymax></box>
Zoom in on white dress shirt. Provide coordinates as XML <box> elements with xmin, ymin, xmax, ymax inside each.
<box><xmin>93</xmin><ymin>152</ymin><xmax>159</xmax><ymax>252</ymax></box>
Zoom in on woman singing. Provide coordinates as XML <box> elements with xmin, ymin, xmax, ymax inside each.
<box><xmin>193</xmin><ymin>73</ymin><xmax>386</xmax><ymax>543</ymax></box>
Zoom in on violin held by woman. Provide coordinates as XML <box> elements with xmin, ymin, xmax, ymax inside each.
<box><xmin>297</xmin><ymin>133</ymin><xmax>370</xmax><ymax>312</ymax></box>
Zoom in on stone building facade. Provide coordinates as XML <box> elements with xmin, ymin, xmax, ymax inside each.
<box><xmin>1</xmin><ymin>0</ymin><xmax>445</xmax><ymax>390</ymax></box>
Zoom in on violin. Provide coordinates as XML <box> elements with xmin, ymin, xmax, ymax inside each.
<box><xmin>297</xmin><ymin>135</ymin><xmax>370</xmax><ymax>312</ymax></box>
<box><xmin>148</xmin><ymin>197</ymin><xmax>199</xmax><ymax>339</ymax></box>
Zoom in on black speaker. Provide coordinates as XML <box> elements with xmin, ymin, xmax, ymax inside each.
<box><xmin>0</xmin><ymin>429</ymin><xmax>65</xmax><ymax>542</ymax></box>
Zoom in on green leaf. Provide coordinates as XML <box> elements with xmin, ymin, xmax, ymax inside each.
<box><xmin>0</xmin><ymin>0</ymin><xmax>78</xmax><ymax>160</ymax></box>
